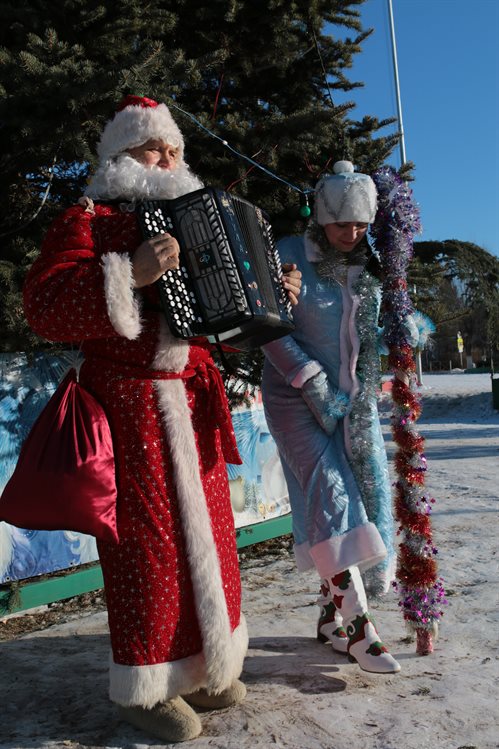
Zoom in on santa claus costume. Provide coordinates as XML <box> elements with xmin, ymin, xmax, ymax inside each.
<box><xmin>23</xmin><ymin>96</ymin><xmax>248</xmax><ymax>741</ymax></box>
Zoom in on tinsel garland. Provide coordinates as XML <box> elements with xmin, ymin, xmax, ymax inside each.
<box><xmin>348</xmin><ymin>270</ymin><xmax>395</xmax><ymax>597</ymax></box>
<box><xmin>370</xmin><ymin>166</ymin><xmax>447</xmax><ymax>654</ymax></box>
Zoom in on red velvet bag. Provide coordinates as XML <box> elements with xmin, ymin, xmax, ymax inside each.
<box><xmin>0</xmin><ymin>369</ymin><xmax>119</xmax><ymax>544</ymax></box>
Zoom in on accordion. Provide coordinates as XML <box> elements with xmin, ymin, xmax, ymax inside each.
<box><xmin>136</xmin><ymin>188</ymin><xmax>294</xmax><ymax>350</ymax></box>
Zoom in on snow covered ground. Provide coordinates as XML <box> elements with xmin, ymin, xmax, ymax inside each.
<box><xmin>1</xmin><ymin>373</ymin><xmax>498</xmax><ymax>749</ymax></box>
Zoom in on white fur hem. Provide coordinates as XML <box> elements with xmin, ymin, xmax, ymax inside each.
<box><xmin>152</xmin><ymin>319</ymin><xmax>243</xmax><ymax>694</ymax></box>
<box><xmin>101</xmin><ymin>252</ymin><xmax>142</xmax><ymax>339</ymax></box>
<box><xmin>109</xmin><ymin>617</ymin><xmax>248</xmax><ymax>708</ymax></box>
<box><xmin>307</xmin><ymin>523</ymin><xmax>387</xmax><ymax>578</ymax></box>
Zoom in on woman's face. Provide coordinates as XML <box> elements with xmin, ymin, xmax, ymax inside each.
<box><xmin>127</xmin><ymin>139</ymin><xmax>179</xmax><ymax>170</ymax></box>
<box><xmin>324</xmin><ymin>222</ymin><xmax>368</xmax><ymax>253</ymax></box>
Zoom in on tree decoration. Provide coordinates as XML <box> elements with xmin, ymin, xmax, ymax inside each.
<box><xmin>299</xmin><ymin>194</ymin><xmax>312</xmax><ymax>218</ymax></box>
<box><xmin>370</xmin><ymin>166</ymin><xmax>447</xmax><ymax>655</ymax></box>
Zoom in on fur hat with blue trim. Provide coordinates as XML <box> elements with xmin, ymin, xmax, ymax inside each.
<box><xmin>304</xmin><ymin>161</ymin><xmax>378</xmax><ymax>261</ymax></box>
<box><xmin>315</xmin><ymin>160</ymin><xmax>377</xmax><ymax>225</ymax></box>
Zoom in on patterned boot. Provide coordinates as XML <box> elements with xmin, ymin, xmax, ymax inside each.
<box><xmin>326</xmin><ymin>566</ymin><xmax>401</xmax><ymax>674</ymax></box>
<box><xmin>317</xmin><ymin>581</ymin><xmax>348</xmax><ymax>653</ymax></box>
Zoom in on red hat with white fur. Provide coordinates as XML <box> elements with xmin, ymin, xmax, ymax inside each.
<box><xmin>96</xmin><ymin>95</ymin><xmax>185</xmax><ymax>162</ymax></box>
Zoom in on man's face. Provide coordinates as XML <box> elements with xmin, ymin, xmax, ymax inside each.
<box><xmin>323</xmin><ymin>222</ymin><xmax>368</xmax><ymax>253</ymax></box>
<box><xmin>127</xmin><ymin>139</ymin><xmax>179</xmax><ymax>171</ymax></box>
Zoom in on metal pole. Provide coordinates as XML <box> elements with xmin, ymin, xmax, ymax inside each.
<box><xmin>388</xmin><ymin>0</ymin><xmax>422</xmax><ymax>384</ymax></box>
<box><xmin>387</xmin><ymin>0</ymin><xmax>406</xmax><ymax>166</ymax></box>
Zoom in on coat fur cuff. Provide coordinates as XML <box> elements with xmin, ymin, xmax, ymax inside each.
<box><xmin>308</xmin><ymin>522</ymin><xmax>387</xmax><ymax>579</ymax></box>
<box><xmin>291</xmin><ymin>361</ymin><xmax>323</xmax><ymax>388</ymax></box>
<box><xmin>101</xmin><ymin>252</ymin><xmax>142</xmax><ymax>340</ymax></box>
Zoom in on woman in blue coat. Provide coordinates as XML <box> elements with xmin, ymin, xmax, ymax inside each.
<box><xmin>262</xmin><ymin>161</ymin><xmax>407</xmax><ymax>674</ymax></box>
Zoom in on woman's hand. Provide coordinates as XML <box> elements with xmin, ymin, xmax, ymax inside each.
<box><xmin>281</xmin><ymin>263</ymin><xmax>302</xmax><ymax>306</ymax></box>
<box><xmin>131</xmin><ymin>234</ymin><xmax>180</xmax><ymax>288</ymax></box>
<box><xmin>301</xmin><ymin>371</ymin><xmax>351</xmax><ymax>434</ymax></box>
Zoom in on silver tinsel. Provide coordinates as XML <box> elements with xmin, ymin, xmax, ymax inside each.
<box><xmin>347</xmin><ymin>271</ymin><xmax>392</xmax><ymax>597</ymax></box>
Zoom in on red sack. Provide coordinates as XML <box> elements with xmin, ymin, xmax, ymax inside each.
<box><xmin>0</xmin><ymin>369</ymin><xmax>118</xmax><ymax>544</ymax></box>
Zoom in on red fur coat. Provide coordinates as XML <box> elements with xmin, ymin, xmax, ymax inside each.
<box><xmin>23</xmin><ymin>203</ymin><xmax>247</xmax><ymax>708</ymax></box>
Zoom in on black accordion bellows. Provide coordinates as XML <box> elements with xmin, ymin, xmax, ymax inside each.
<box><xmin>136</xmin><ymin>188</ymin><xmax>294</xmax><ymax>350</ymax></box>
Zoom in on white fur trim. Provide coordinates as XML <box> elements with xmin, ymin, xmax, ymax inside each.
<box><xmin>109</xmin><ymin>618</ymin><xmax>248</xmax><ymax>707</ymax></box>
<box><xmin>308</xmin><ymin>522</ymin><xmax>387</xmax><ymax>579</ymax></box>
<box><xmin>338</xmin><ymin>266</ymin><xmax>363</xmax><ymax>459</ymax></box>
<box><xmin>152</xmin><ymin>319</ymin><xmax>246</xmax><ymax>695</ymax></box>
<box><xmin>152</xmin><ymin>315</ymin><xmax>190</xmax><ymax>372</ymax></box>
<box><xmin>291</xmin><ymin>361</ymin><xmax>323</xmax><ymax>388</ymax></box>
<box><xmin>97</xmin><ymin>103</ymin><xmax>184</xmax><ymax>161</ymax></box>
<box><xmin>101</xmin><ymin>252</ymin><xmax>142</xmax><ymax>340</ymax></box>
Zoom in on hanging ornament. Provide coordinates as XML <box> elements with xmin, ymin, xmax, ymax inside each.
<box><xmin>299</xmin><ymin>193</ymin><xmax>312</xmax><ymax>218</ymax></box>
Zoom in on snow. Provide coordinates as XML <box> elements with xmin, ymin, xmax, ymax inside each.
<box><xmin>1</xmin><ymin>373</ymin><xmax>498</xmax><ymax>749</ymax></box>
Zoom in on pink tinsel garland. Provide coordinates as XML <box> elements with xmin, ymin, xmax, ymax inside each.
<box><xmin>370</xmin><ymin>167</ymin><xmax>447</xmax><ymax>651</ymax></box>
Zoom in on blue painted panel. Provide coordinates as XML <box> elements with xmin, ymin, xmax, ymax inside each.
<box><xmin>0</xmin><ymin>354</ymin><xmax>290</xmax><ymax>583</ymax></box>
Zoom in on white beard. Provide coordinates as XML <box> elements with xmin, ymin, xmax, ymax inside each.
<box><xmin>84</xmin><ymin>154</ymin><xmax>204</xmax><ymax>201</ymax></box>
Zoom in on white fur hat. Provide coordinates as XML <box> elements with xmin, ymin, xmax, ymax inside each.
<box><xmin>96</xmin><ymin>95</ymin><xmax>185</xmax><ymax>162</ymax></box>
<box><xmin>314</xmin><ymin>160</ymin><xmax>377</xmax><ymax>225</ymax></box>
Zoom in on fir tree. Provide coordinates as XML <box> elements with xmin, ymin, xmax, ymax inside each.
<box><xmin>411</xmin><ymin>240</ymin><xmax>499</xmax><ymax>368</ymax></box>
<box><xmin>0</xmin><ymin>0</ymin><xmax>400</xmax><ymax>385</ymax></box>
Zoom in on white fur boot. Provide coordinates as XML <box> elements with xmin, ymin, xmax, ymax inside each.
<box><xmin>184</xmin><ymin>679</ymin><xmax>246</xmax><ymax>709</ymax></box>
<box><xmin>117</xmin><ymin>697</ymin><xmax>202</xmax><ymax>742</ymax></box>
<box><xmin>325</xmin><ymin>567</ymin><xmax>401</xmax><ymax>674</ymax></box>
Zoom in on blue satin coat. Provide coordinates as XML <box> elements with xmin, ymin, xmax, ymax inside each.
<box><xmin>262</xmin><ymin>236</ymin><xmax>395</xmax><ymax>593</ymax></box>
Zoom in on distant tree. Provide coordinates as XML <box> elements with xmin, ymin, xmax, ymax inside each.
<box><xmin>411</xmin><ymin>240</ymin><xmax>499</xmax><ymax>368</ymax></box>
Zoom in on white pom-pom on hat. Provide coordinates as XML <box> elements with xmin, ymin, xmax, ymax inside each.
<box><xmin>333</xmin><ymin>160</ymin><xmax>354</xmax><ymax>174</ymax></box>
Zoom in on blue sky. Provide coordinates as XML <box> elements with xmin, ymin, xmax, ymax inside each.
<box><xmin>332</xmin><ymin>0</ymin><xmax>499</xmax><ymax>257</ymax></box>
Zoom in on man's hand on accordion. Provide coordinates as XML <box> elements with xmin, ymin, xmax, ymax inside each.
<box><xmin>281</xmin><ymin>263</ymin><xmax>302</xmax><ymax>306</ymax></box>
<box><xmin>131</xmin><ymin>234</ymin><xmax>181</xmax><ymax>288</ymax></box>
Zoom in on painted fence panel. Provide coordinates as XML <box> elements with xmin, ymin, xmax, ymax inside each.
<box><xmin>0</xmin><ymin>353</ymin><xmax>290</xmax><ymax>584</ymax></box>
